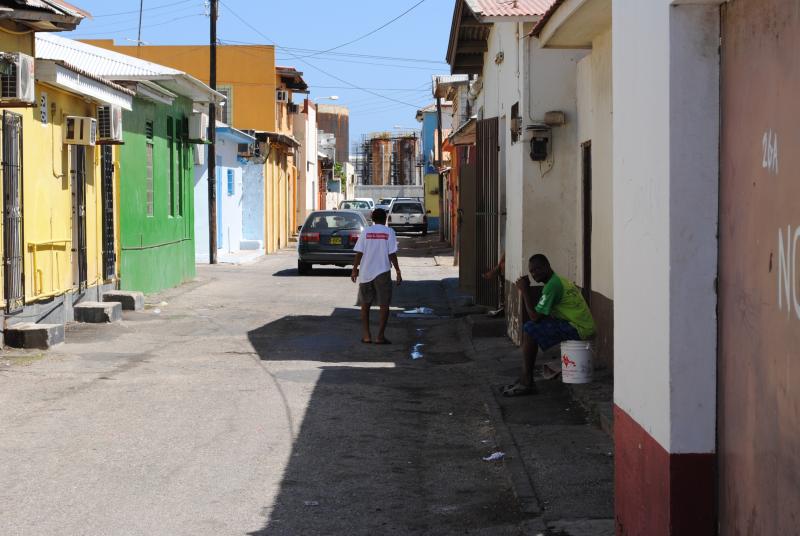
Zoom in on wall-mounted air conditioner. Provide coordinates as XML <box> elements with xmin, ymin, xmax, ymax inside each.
<box><xmin>64</xmin><ymin>116</ymin><xmax>96</xmax><ymax>146</ymax></box>
<box><xmin>97</xmin><ymin>105</ymin><xmax>123</xmax><ymax>144</ymax></box>
<box><xmin>276</xmin><ymin>89</ymin><xmax>289</xmax><ymax>103</ymax></box>
<box><xmin>189</xmin><ymin>112</ymin><xmax>208</xmax><ymax>142</ymax></box>
<box><xmin>0</xmin><ymin>52</ymin><xmax>34</xmax><ymax>104</ymax></box>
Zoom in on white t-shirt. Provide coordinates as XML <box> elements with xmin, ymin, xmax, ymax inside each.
<box><xmin>354</xmin><ymin>224</ymin><xmax>398</xmax><ymax>283</ymax></box>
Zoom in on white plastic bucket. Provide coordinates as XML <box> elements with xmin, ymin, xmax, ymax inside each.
<box><xmin>560</xmin><ymin>340</ymin><xmax>593</xmax><ymax>384</ymax></box>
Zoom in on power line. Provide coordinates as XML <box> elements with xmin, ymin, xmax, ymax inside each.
<box><xmin>220</xmin><ymin>38</ymin><xmax>445</xmax><ymax>65</ymax></box>
<box><xmin>274</xmin><ymin>55</ymin><xmax>449</xmax><ymax>71</ymax></box>
<box><xmin>218</xmin><ymin>1</ymin><xmax>422</xmax><ymax>109</ymax></box>
<box><xmin>287</xmin><ymin>0</ymin><xmax>430</xmax><ymax>61</ymax></box>
<box><xmin>91</xmin><ymin>0</ymin><xmax>197</xmax><ymax>18</ymax></box>
<box><xmin>69</xmin><ymin>13</ymin><xmax>205</xmax><ymax>38</ymax></box>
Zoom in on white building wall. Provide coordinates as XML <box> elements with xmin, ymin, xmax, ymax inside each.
<box><xmin>293</xmin><ymin>103</ymin><xmax>318</xmax><ymax>224</ymax></box>
<box><xmin>576</xmin><ymin>29</ymin><xmax>613</xmax><ymax>298</ymax></box>
<box><xmin>194</xmin><ymin>132</ymin><xmax>250</xmax><ymax>263</ymax></box>
<box><xmin>613</xmin><ymin>0</ymin><xmax>719</xmax><ymax>454</ymax></box>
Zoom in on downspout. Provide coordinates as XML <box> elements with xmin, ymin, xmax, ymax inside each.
<box><xmin>436</xmin><ymin>97</ymin><xmax>445</xmax><ymax>242</ymax></box>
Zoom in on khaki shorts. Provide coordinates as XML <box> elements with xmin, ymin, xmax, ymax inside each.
<box><xmin>358</xmin><ymin>271</ymin><xmax>393</xmax><ymax>306</ymax></box>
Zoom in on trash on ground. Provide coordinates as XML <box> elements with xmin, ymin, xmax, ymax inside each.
<box><xmin>303</xmin><ymin>501</ymin><xmax>319</xmax><ymax>507</ymax></box>
<box><xmin>153</xmin><ymin>308</ymin><xmax>161</xmax><ymax>315</ymax></box>
<box><xmin>482</xmin><ymin>451</ymin><xmax>506</xmax><ymax>462</ymax></box>
<box><xmin>159</xmin><ymin>301</ymin><xmax>168</xmax><ymax>307</ymax></box>
<box><xmin>398</xmin><ymin>307</ymin><xmax>437</xmax><ymax>319</ymax></box>
<box><xmin>410</xmin><ymin>343</ymin><xmax>424</xmax><ymax>360</ymax></box>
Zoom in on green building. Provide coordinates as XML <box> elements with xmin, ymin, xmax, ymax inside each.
<box><xmin>40</xmin><ymin>36</ymin><xmax>224</xmax><ymax>293</ymax></box>
<box><xmin>119</xmin><ymin>95</ymin><xmax>196</xmax><ymax>293</ymax></box>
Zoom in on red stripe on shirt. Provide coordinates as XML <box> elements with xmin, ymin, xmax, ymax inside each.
<box><xmin>366</xmin><ymin>233</ymin><xmax>389</xmax><ymax>240</ymax></box>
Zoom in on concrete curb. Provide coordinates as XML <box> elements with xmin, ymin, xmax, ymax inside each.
<box><xmin>456</xmin><ymin>319</ymin><xmax>543</xmax><ymax>517</ymax></box>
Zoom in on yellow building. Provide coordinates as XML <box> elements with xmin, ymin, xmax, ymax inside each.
<box><xmin>0</xmin><ymin>3</ymin><xmax>134</xmax><ymax>334</ymax></box>
<box><xmin>83</xmin><ymin>42</ymin><xmax>308</xmax><ymax>253</ymax></box>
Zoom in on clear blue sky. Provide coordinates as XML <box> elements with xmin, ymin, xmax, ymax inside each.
<box><xmin>60</xmin><ymin>0</ymin><xmax>454</xmax><ymax>153</ymax></box>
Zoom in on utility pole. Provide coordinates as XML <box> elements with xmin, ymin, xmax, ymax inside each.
<box><xmin>208</xmin><ymin>0</ymin><xmax>218</xmax><ymax>264</ymax></box>
<box><xmin>435</xmin><ymin>97</ymin><xmax>445</xmax><ymax>242</ymax></box>
<box><xmin>137</xmin><ymin>0</ymin><xmax>144</xmax><ymax>47</ymax></box>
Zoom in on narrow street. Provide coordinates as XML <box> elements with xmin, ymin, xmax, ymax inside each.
<box><xmin>0</xmin><ymin>238</ymin><xmax>528</xmax><ymax>535</ymax></box>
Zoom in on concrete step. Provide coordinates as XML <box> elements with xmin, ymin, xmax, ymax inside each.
<box><xmin>74</xmin><ymin>301</ymin><xmax>122</xmax><ymax>323</ymax></box>
<box><xmin>5</xmin><ymin>322</ymin><xmax>64</xmax><ymax>349</ymax></box>
<box><xmin>102</xmin><ymin>290</ymin><xmax>144</xmax><ymax>311</ymax></box>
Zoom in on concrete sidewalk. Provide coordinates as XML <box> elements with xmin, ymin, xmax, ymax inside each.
<box><xmin>445</xmin><ymin>279</ymin><xmax>615</xmax><ymax>536</ymax></box>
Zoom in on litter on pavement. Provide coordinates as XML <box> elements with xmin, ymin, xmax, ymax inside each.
<box><xmin>410</xmin><ymin>343</ymin><xmax>424</xmax><ymax>360</ymax></box>
<box><xmin>482</xmin><ymin>451</ymin><xmax>506</xmax><ymax>462</ymax></box>
<box><xmin>398</xmin><ymin>307</ymin><xmax>442</xmax><ymax>319</ymax></box>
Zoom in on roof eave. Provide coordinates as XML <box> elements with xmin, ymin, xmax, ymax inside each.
<box><xmin>532</xmin><ymin>0</ymin><xmax>611</xmax><ymax>48</ymax></box>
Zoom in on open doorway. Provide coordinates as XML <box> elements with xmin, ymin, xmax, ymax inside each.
<box><xmin>581</xmin><ymin>141</ymin><xmax>592</xmax><ymax>305</ymax></box>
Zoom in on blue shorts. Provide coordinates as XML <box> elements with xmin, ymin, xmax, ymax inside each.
<box><xmin>523</xmin><ymin>317</ymin><xmax>581</xmax><ymax>350</ymax></box>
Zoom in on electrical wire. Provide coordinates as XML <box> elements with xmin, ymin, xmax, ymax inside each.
<box><xmin>284</xmin><ymin>0</ymin><xmax>430</xmax><ymax>61</ymax></box>
<box><xmin>218</xmin><ymin>1</ymin><xmax>423</xmax><ymax>109</ymax></box>
<box><xmin>90</xmin><ymin>0</ymin><xmax>198</xmax><ymax>18</ymax></box>
<box><xmin>69</xmin><ymin>13</ymin><xmax>206</xmax><ymax>38</ymax></box>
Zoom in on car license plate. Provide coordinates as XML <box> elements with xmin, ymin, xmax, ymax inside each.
<box><xmin>329</xmin><ymin>236</ymin><xmax>342</xmax><ymax>245</ymax></box>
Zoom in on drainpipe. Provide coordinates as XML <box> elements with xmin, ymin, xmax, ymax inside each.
<box><xmin>436</xmin><ymin>96</ymin><xmax>445</xmax><ymax>242</ymax></box>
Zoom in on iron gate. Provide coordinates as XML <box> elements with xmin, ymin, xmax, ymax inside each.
<box><xmin>101</xmin><ymin>145</ymin><xmax>115</xmax><ymax>280</ymax></box>
<box><xmin>71</xmin><ymin>145</ymin><xmax>87</xmax><ymax>291</ymax></box>
<box><xmin>475</xmin><ymin>117</ymin><xmax>499</xmax><ymax>307</ymax></box>
<box><xmin>2</xmin><ymin>111</ymin><xmax>24</xmax><ymax>314</ymax></box>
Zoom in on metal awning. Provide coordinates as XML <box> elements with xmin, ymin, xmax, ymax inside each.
<box><xmin>35</xmin><ymin>59</ymin><xmax>133</xmax><ymax>110</ymax></box>
<box><xmin>255</xmin><ymin>130</ymin><xmax>300</xmax><ymax>148</ymax></box>
<box><xmin>448</xmin><ymin>117</ymin><xmax>477</xmax><ymax>146</ymax></box>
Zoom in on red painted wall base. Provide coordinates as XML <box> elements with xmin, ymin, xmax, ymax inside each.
<box><xmin>614</xmin><ymin>405</ymin><xmax>716</xmax><ymax>536</ymax></box>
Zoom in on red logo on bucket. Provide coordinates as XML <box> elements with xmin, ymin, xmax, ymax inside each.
<box><xmin>562</xmin><ymin>354</ymin><xmax>576</xmax><ymax>368</ymax></box>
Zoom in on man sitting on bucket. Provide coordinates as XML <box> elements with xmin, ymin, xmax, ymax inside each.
<box><xmin>502</xmin><ymin>254</ymin><xmax>596</xmax><ymax>397</ymax></box>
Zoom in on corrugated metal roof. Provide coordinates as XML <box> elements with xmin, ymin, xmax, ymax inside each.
<box><xmin>465</xmin><ymin>0</ymin><xmax>554</xmax><ymax>18</ymax></box>
<box><xmin>7</xmin><ymin>0</ymin><xmax>89</xmax><ymax>18</ymax></box>
<box><xmin>37</xmin><ymin>33</ymin><xmax>182</xmax><ymax>78</ymax></box>
<box><xmin>35</xmin><ymin>34</ymin><xmax>224</xmax><ymax>104</ymax></box>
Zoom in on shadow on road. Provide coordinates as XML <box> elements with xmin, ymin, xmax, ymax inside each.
<box><xmin>244</xmin><ymin>291</ymin><xmax>523</xmax><ymax>534</ymax></box>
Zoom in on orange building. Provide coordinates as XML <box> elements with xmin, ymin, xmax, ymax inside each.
<box><xmin>84</xmin><ymin>41</ymin><xmax>308</xmax><ymax>251</ymax></box>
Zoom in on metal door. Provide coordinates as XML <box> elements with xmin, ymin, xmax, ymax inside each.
<box><xmin>458</xmin><ymin>146</ymin><xmax>477</xmax><ymax>295</ymax></box>
<box><xmin>719</xmin><ymin>1</ymin><xmax>800</xmax><ymax>533</ymax></box>
<box><xmin>2</xmin><ymin>111</ymin><xmax>24</xmax><ymax>313</ymax></box>
<box><xmin>101</xmin><ymin>146</ymin><xmax>116</xmax><ymax>280</ymax></box>
<box><xmin>475</xmin><ymin>117</ymin><xmax>499</xmax><ymax>307</ymax></box>
<box><xmin>71</xmin><ymin>145</ymin><xmax>87</xmax><ymax>291</ymax></box>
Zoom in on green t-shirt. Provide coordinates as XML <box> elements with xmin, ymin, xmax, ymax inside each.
<box><xmin>535</xmin><ymin>273</ymin><xmax>596</xmax><ymax>340</ymax></box>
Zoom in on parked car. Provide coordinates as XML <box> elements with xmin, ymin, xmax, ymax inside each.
<box><xmin>297</xmin><ymin>210</ymin><xmax>368</xmax><ymax>274</ymax></box>
<box><xmin>354</xmin><ymin>197</ymin><xmax>375</xmax><ymax>209</ymax></box>
<box><xmin>338</xmin><ymin>200</ymin><xmax>373</xmax><ymax>223</ymax></box>
<box><xmin>387</xmin><ymin>200</ymin><xmax>428</xmax><ymax>235</ymax></box>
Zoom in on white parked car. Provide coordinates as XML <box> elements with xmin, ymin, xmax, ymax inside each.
<box><xmin>387</xmin><ymin>200</ymin><xmax>428</xmax><ymax>235</ymax></box>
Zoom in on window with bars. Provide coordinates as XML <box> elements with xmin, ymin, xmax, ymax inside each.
<box><xmin>227</xmin><ymin>168</ymin><xmax>234</xmax><ymax>196</ymax></box>
<box><xmin>145</xmin><ymin>120</ymin><xmax>154</xmax><ymax>217</ymax></box>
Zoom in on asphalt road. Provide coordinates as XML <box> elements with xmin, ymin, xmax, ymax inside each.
<box><xmin>0</xmin><ymin>236</ymin><xmax>525</xmax><ymax>535</ymax></box>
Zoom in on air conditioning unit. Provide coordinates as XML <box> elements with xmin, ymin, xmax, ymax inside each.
<box><xmin>189</xmin><ymin>112</ymin><xmax>208</xmax><ymax>142</ymax></box>
<box><xmin>0</xmin><ymin>52</ymin><xmax>34</xmax><ymax>104</ymax></box>
<box><xmin>276</xmin><ymin>89</ymin><xmax>289</xmax><ymax>103</ymax></box>
<box><xmin>96</xmin><ymin>105</ymin><xmax>123</xmax><ymax>144</ymax></box>
<box><xmin>64</xmin><ymin>116</ymin><xmax>96</xmax><ymax>146</ymax></box>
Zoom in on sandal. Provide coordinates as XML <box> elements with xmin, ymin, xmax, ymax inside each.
<box><xmin>373</xmin><ymin>338</ymin><xmax>392</xmax><ymax>345</ymax></box>
<box><xmin>502</xmin><ymin>383</ymin><xmax>536</xmax><ymax>397</ymax></box>
<box><xmin>361</xmin><ymin>338</ymin><xmax>372</xmax><ymax>344</ymax></box>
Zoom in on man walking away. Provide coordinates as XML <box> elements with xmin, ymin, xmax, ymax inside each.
<box><xmin>503</xmin><ymin>254</ymin><xmax>595</xmax><ymax>397</ymax></box>
<box><xmin>351</xmin><ymin>208</ymin><xmax>402</xmax><ymax>344</ymax></box>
